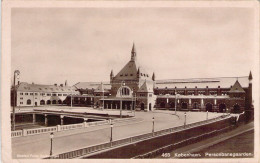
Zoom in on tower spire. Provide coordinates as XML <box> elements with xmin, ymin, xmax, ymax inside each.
<box><xmin>131</xmin><ymin>43</ymin><xmax>137</xmax><ymax>61</ymax></box>
<box><xmin>152</xmin><ymin>72</ymin><xmax>155</xmax><ymax>81</ymax></box>
<box><xmin>249</xmin><ymin>71</ymin><xmax>253</xmax><ymax>80</ymax></box>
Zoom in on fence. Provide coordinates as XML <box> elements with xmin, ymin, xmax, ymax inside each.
<box><xmin>11</xmin><ymin>117</ymin><xmax>137</xmax><ymax>138</ymax></box>
<box><xmin>48</xmin><ymin>114</ymin><xmax>231</xmax><ymax>159</ymax></box>
<box><xmin>11</xmin><ymin>130</ymin><xmax>23</xmax><ymax>137</ymax></box>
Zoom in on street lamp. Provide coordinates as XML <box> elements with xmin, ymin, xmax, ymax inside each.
<box><xmin>184</xmin><ymin>112</ymin><xmax>187</xmax><ymax>128</ymax></box>
<box><xmin>119</xmin><ymin>81</ymin><xmax>125</xmax><ymax>118</ymax></box>
<box><xmin>102</xmin><ymin>83</ymin><xmax>105</xmax><ymax>111</ymax></box>
<box><xmin>50</xmin><ymin>132</ymin><xmax>54</xmax><ymax>156</ymax></box>
<box><xmin>175</xmin><ymin>94</ymin><xmax>179</xmax><ymax>115</ymax></box>
<box><xmin>12</xmin><ymin>70</ymin><xmax>20</xmax><ymax>131</ymax></box>
<box><xmin>152</xmin><ymin>117</ymin><xmax>155</xmax><ymax>135</ymax></box>
<box><xmin>110</xmin><ymin>122</ymin><xmax>113</xmax><ymax>142</ymax></box>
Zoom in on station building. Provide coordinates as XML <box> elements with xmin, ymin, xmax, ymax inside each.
<box><xmin>74</xmin><ymin>44</ymin><xmax>253</xmax><ymax>114</ymax></box>
<box><xmin>11</xmin><ymin>81</ymin><xmax>79</xmax><ymax>107</ymax></box>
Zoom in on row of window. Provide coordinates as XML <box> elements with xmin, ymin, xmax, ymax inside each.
<box><xmin>159</xmin><ymin>93</ymin><xmax>228</xmax><ymax>96</ymax></box>
<box><xmin>23</xmin><ymin>87</ymin><xmax>71</xmax><ymax>92</ymax></box>
<box><xmin>119</xmin><ymin>73</ymin><xmax>149</xmax><ymax>77</ymax></box>
<box><xmin>19</xmin><ymin>92</ymin><xmax>71</xmax><ymax>96</ymax></box>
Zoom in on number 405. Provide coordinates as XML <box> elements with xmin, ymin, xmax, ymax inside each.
<box><xmin>161</xmin><ymin>153</ymin><xmax>171</xmax><ymax>157</ymax></box>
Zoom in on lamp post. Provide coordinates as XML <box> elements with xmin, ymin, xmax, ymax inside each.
<box><xmin>70</xmin><ymin>89</ymin><xmax>73</xmax><ymax>109</ymax></box>
<box><xmin>206</xmin><ymin>110</ymin><xmax>208</xmax><ymax>120</ymax></box>
<box><xmin>102</xmin><ymin>83</ymin><xmax>104</xmax><ymax>110</ymax></box>
<box><xmin>184</xmin><ymin>112</ymin><xmax>187</xmax><ymax>128</ymax></box>
<box><xmin>50</xmin><ymin>132</ymin><xmax>54</xmax><ymax>157</ymax></box>
<box><xmin>175</xmin><ymin>94</ymin><xmax>179</xmax><ymax>115</ymax></box>
<box><xmin>134</xmin><ymin>93</ymin><xmax>136</xmax><ymax>117</ymax></box>
<box><xmin>110</xmin><ymin>122</ymin><xmax>113</xmax><ymax>142</ymax></box>
<box><xmin>12</xmin><ymin>70</ymin><xmax>20</xmax><ymax>131</ymax></box>
<box><xmin>152</xmin><ymin>117</ymin><xmax>155</xmax><ymax>135</ymax></box>
<box><xmin>119</xmin><ymin>81</ymin><xmax>125</xmax><ymax>118</ymax></box>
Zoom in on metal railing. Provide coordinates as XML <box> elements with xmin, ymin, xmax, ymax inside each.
<box><xmin>11</xmin><ymin>117</ymin><xmax>137</xmax><ymax>138</ymax></box>
<box><xmin>49</xmin><ymin>114</ymin><xmax>231</xmax><ymax>159</ymax></box>
<box><xmin>11</xmin><ymin>130</ymin><xmax>23</xmax><ymax>137</ymax></box>
<box><xmin>26</xmin><ymin>126</ymin><xmax>57</xmax><ymax>136</ymax></box>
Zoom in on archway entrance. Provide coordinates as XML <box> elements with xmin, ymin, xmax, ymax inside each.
<box><xmin>160</xmin><ymin>102</ymin><xmax>165</xmax><ymax>108</ymax></box>
<box><xmin>40</xmin><ymin>100</ymin><xmax>45</xmax><ymax>105</ymax></box>
<box><xmin>219</xmin><ymin>104</ymin><xmax>226</xmax><ymax>113</ymax></box>
<box><xmin>181</xmin><ymin>102</ymin><xmax>188</xmax><ymax>109</ymax></box>
<box><xmin>141</xmin><ymin>103</ymin><xmax>145</xmax><ymax>110</ymax></box>
<box><xmin>233</xmin><ymin>104</ymin><xmax>240</xmax><ymax>113</ymax></box>
<box><xmin>47</xmin><ymin>100</ymin><xmax>51</xmax><ymax>105</ymax></box>
<box><xmin>206</xmin><ymin>103</ymin><xmax>213</xmax><ymax>112</ymax></box>
<box><xmin>193</xmin><ymin>103</ymin><xmax>198</xmax><ymax>109</ymax></box>
<box><xmin>170</xmin><ymin>102</ymin><xmax>175</xmax><ymax>110</ymax></box>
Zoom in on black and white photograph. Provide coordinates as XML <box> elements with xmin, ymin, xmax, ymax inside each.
<box><xmin>1</xmin><ymin>1</ymin><xmax>259</xmax><ymax>162</ymax></box>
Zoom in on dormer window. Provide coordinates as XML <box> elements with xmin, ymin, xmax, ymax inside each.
<box><xmin>120</xmin><ymin>74</ymin><xmax>123</xmax><ymax>77</ymax></box>
<box><xmin>125</xmin><ymin>74</ymin><xmax>128</xmax><ymax>76</ymax></box>
<box><xmin>130</xmin><ymin>74</ymin><xmax>133</xmax><ymax>76</ymax></box>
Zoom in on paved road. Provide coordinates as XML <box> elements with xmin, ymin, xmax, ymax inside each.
<box><xmin>12</xmin><ymin>110</ymin><xmax>222</xmax><ymax>159</ymax></box>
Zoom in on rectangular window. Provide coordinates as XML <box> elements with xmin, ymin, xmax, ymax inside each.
<box><xmin>149</xmin><ymin>94</ymin><xmax>152</xmax><ymax>97</ymax></box>
<box><xmin>52</xmin><ymin>94</ymin><xmax>57</xmax><ymax>96</ymax></box>
<box><xmin>20</xmin><ymin>93</ymin><xmax>23</xmax><ymax>95</ymax></box>
<box><xmin>41</xmin><ymin>93</ymin><xmax>45</xmax><ymax>96</ymax></box>
<box><xmin>25</xmin><ymin>93</ymin><xmax>28</xmax><ymax>95</ymax></box>
<box><xmin>47</xmin><ymin>94</ymin><xmax>51</xmax><ymax>96</ymax></box>
<box><xmin>58</xmin><ymin>94</ymin><xmax>62</xmax><ymax>96</ymax></box>
<box><xmin>20</xmin><ymin>102</ymin><xmax>23</xmax><ymax>104</ymax></box>
<box><xmin>30</xmin><ymin>93</ymin><xmax>33</xmax><ymax>95</ymax></box>
<box><xmin>35</xmin><ymin>93</ymin><xmax>38</xmax><ymax>95</ymax></box>
<box><xmin>63</xmin><ymin>94</ymin><xmax>67</xmax><ymax>96</ymax></box>
<box><xmin>20</xmin><ymin>97</ymin><xmax>23</xmax><ymax>100</ymax></box>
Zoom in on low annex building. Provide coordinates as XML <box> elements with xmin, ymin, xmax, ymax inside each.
<box><xmin>74</xmin><ymin>44</ymin><xmax>253</xmax><ymax>114</ymax></box>
<box><xmin>11</xmin><ymin>81</ymin><xmax>79</xmax><ymax>107</ymax></box>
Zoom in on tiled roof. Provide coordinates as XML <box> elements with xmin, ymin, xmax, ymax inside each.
<box><xmin>16</xmin><ymin>82</ymin><xmax>78</xmax><ymax>93</ymax></box>
<box><xmin>74</xmin><ymin>82</ymin><xmax>111</xmax><ymax>90</ymax></box>
<box><xmin>155</xmin><ymin>76</ymin><xmax>249</xmax><ymax>89</ymax></box>
<box><xmin>113</xmin><ymin>60</ymin><xmax>150</xmax><ymax>80</ymax></box>
<box><xmin>74</xmin><ymin>76</ymin><xmax>250</xmax><ymax>90</ymax></box>
<box><xmin>138</xmin><ymin>80</ymin><xmax>153</xmax><ymax>93</ymax></box>
<box><xmin>229</xmin><ymin>80</ymin><xmax>245</xmax><ymax>93</ymax></box>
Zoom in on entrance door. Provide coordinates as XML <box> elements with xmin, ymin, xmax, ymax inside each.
<box><xmin>149</xmin><ymin>103</ymin><xmax>152</xmax><ymax>111</ymax></box>
<box><xmin>219</xmin><ymin>104</ymin><xmax>226</xmax><ymax>112</ymax></box>
<box><xmin>35</xmin><ymin>102</ymin><xmax>37</xmax><ymax>106</ymax></box>
<box><xmin>141</xmin><ymin>103</ymin><xmax>145</xmax><ymax>110</ymax></box>
<box><xmin>181</xmin><ymin>102</ymin><xmax>188</xmax><ymax>109</ymax></box>
<box><xmin>206</xmin><ymin>103</ymin><xmax>213</xmax><ymax>112</ymax></box>
<box><xmin>233</xmin><ymin>104</ymin><xmax>240</xmax><ymax>113</ymax></box>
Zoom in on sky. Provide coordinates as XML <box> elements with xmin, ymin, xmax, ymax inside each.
<box><xmin>11</xmin><ymin>7</ymin><xmax>256</xmax><ymax>86</ymax></box>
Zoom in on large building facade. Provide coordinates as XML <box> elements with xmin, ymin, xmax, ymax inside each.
<box><xmin>11</xmin><ymin>81</ymin><xmax>79</xmax><ymax>107</ymax></box>
<box><xmin>74</xmin><ymin>44</ymin><xmax>253</xmax><ymax>114</ymax></box>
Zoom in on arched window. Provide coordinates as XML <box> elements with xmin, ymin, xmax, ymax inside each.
<box><xmin>27</xmin><ymin>99</ymin><xmax>31</xmax><ymax>105</ymax></box>
<box><xmin>120</xmin><ymin>87</ymin><xmax>130</xmax><ymax>96</ymax></box>
<box><xmin>40</xmin><ymin>100</ymin><xmax>45</xmax><ymax>105</ymax></box>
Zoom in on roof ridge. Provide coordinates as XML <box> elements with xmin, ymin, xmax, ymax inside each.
<box><xmin>156</xmin><ymin>76</ymin><xmax>248</xmax><ymax>82</ymax></box>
